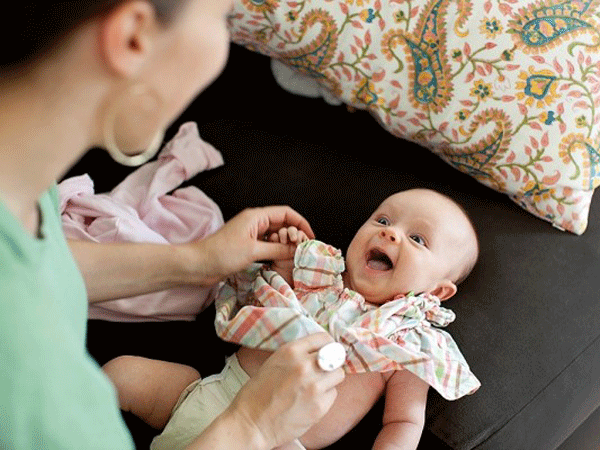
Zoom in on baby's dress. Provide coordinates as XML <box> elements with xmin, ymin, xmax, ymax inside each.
<box><xmin>215</xmin><ymin>240</ymin><xmax>480</xmax><ymax>400</ymax></box>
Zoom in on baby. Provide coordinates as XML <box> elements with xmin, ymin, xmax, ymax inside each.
<box><xmin>105</xmin><ymin>188</ymin><xmax>481</xmax><ymax>450</ymax></box>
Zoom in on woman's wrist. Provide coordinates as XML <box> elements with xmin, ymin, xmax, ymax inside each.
<box><xmin>177</xmin><ymin>239</ymin><xmax>224</xmax><ymax>288</ymax></box>
<box><xmin>224</xmin><ymin>404</ymin><xmax>272</xmax><ymax>450</ymax></box>
<box><xmin>186</xmin><ymin>405</ymin><xmax>270</xmax><ymax>450</ymax></box>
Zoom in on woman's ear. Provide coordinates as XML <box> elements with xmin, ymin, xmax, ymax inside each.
<box><xmin>429</xmin><ymin>280</ymin><xmax>457</xmax><ymax>301</ymax></box>
<box><xmin>99</xmin><ymin>0</ymin><xmax>158</xmax><ymax>77</ymax></box>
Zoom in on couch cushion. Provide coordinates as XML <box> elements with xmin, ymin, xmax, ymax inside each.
<box><xmin>190</xmin><ymin>119</ymin><xmax>600</xmax><ymax>450</ymax></box>
<box><xmin>75</xmin><ymin>45</ymin><xmax>600</xmax><ymax>450</ymax></box>
<box><xmin>187</xmin><ymin>46</ymin><xmax>600</xmax><ymax>449</ymax></box>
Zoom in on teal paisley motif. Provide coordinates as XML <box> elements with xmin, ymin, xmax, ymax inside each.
<box><xmin>509</xmin><ymin>0</ymin><xmax>600</xmax><ymax>54</ymax></box>
<box><xmin>399</xmin><ymin>0</ymin><xmax>453</xmax><ymax>113</ymax></box>
<box><xmin>406</xmin><ymin>40</ymin><xmax>440</xmax><ymax>106</ymax></box>
<box><xmin>439</xmin><ymin>109</ymin><xmax>512</xmax><ymax>191</ymax></box>
<box><xmin>520</xmin><ymin>17</ymin><xmax>590</xmax><ymax>47</ymax></box>
<box><xmin>356</xmin><ymin>80</ymin><xmax>379</xmax><ymax>106</ymax></box>
<box><xmin>241</xmin><ymin>0</ymin><xmax>280</xmax><ymax>13</ymax></box>
<box><xmin>450</xmin><ymin>131</ymin><xmax>506</xmax><ymax>182</ymax></box>
<box><xmin>584</xmin><ymin>143</ymin><xmax>600</xmax><ymax>189</ymax></box>
<box><xmin>285</xmin><ymin>33</ymin><xmax>335</xmax><ymax>78</ymax></box>
<box><xmin>278</xmin><ymin>9</ymin><xmax>338</xmax><ymax>80</ymax></box>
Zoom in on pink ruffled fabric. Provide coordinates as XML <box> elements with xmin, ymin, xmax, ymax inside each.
<box><xmin>59</xmin><ymin>122</ymin><xmax>224</xmax><ymax>322</ymax></box>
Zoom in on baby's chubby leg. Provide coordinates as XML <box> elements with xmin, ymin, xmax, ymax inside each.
<box><xmin>103</xmin><ymin>355</ymin><xmax>200</xmax><ymax>429</ymax></box>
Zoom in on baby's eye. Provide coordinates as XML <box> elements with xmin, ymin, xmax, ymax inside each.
<box><xmin>410</xmin><ymin>234</ymin><xmax>427</xmax><ymax>246</ymax></box>
<box><xmin>376</xmin><ymin>217</ymin><xmax>390</xmax><ymax>226</ymax></box>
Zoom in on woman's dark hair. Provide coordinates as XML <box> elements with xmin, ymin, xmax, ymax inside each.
<box><xmin>2</xmin><ymin>1</ymin><xmax>188</xmax><ymax>74</ymax></box>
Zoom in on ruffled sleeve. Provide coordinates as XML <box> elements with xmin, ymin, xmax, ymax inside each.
<box><xmin>335</xmin><ymin>293</ymin><xmax>481</xmax><ymax>400</ymax></box>
<box><xmin>293</xmin><ymin>240</ymin><xmax>345</xmax><ymax>290</ymax></box>
<box><xmin>214</xmin><ymin>264</ymin><xmax>325</xmax><ymax>350</ymax></box>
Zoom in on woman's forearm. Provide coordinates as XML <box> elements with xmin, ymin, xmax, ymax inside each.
<box><xmin>68</xmin><ymin>240</ymin><xmax>207</xmax><ymax>303</ymax></box>
<box><xmin>69</xmin><ymin>206</ymin><xmax>317</xmax><ymax>303</ymax></box>
<box><xmin>185</xmin><ymin>407</ymin><xmax>268</xmax><ymax>450</ymax></box>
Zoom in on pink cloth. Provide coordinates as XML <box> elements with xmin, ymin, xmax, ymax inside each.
<box><xmin>216</xmin><ymin>240</ymin><xmax>480</xmax><ymax>401</ymax></box>
<box><xmin>59</xmin><ymin>122</ymin><xmax>224</xmax><ymax>322</ymax></box>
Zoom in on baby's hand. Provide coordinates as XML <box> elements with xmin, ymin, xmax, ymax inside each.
<box><xmin>268</xmin><ymin>227</ymin><xmax>309</xmax><ymax>283</ymax></box>
<box><xmin>268</xmin><ymin>226</ymin><xmax>309</xmax><ymax>246</ymax></box>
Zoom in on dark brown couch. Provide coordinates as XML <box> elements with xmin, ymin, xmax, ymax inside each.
<box><xmin>67</xmin><ymin>45</ymin><xmax>600</xmax><ymax>450</ymax></box>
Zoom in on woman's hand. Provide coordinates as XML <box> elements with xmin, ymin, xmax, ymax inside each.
<box><xmin>188</xmin><ymin>206</ymin><xmax>314</xmax><ymax>286</ymax></box>
<box><xmin>226</xmin><ymin>333</ymin><xmax>345</xmax><ymax>449</ymax></box>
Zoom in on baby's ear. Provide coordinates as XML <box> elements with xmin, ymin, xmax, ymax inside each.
<box><xmin>430</xmin><ymin>280</ymin><xmax>457</xmax><ymax>301</ymax></box>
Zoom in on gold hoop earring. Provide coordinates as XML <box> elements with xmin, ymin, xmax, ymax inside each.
<box><xmin>103</xmin><ymin>83</ymin><xmax>166</xmax><ymax>167</ymax></box>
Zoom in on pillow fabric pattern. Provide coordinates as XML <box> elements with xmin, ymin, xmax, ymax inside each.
<box><xmin>228</xmin><ymin>0</ymin><xmax>600</xmax><ymax>234</ymax></box>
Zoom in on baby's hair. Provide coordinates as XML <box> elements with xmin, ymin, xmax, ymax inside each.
<box><xmin>1</xmin><ymin>1</ymin><xmax>189</xmax><ymax>75</ymax></box>
<box><xmin>443</xmin><ymin>194</ymin><xmax>479</xmax><ymax>286</ymax></box>
<box><xmin>405</xmin><ymin>188</ymin><xmax>479</xmax><ymax>286</ymax></box>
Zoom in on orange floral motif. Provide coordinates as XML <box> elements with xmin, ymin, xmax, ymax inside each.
<box><xmin>352</xmin><ymin>77</ymin><xmax>385</xmax><ymax>107</ymax></box>
<box><xmin>516</xmin><ymin>67</ymin><xmax>560</xmax><ymax>108</ymax></box>
<box><xmin>480</xmin><ymin>17</ymin><xmax>502</xmax><ymax>39</ymax></box>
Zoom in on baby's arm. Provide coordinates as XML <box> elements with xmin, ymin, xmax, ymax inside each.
<box><xmin>373</xmin><ymin>370</ymin><xmax>429</xmax><ymax>450</ymax></box>
<box><xmin>268</xmin><ymin>226</ymin><xmax>309</xmax><ymax>285</ymax></box>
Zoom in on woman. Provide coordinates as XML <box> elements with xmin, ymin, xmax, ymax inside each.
<box><xmin>0</xmin><ymin>2</ymin><xmax>344</xmax><ymax>449</ymax></box>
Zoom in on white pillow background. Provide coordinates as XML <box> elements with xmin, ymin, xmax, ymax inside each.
<box><xmin>229</xmin><ymin>0</ymin><xmax>600</xmax><ymax>234</ymax></box>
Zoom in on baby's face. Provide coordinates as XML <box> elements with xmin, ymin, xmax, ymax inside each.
<box><xmin>343</xmin><ymin>189</ymin><xmax>477</xmax><ymax>305</ymax></box>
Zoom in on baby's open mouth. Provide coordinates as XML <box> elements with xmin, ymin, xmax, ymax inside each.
<box><xmin>366</xmin><ymin>248</ymin><xmax>393</xmax><ymax>271</ymax></box>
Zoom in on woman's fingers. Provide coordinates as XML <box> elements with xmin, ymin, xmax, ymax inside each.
<box><xmin>230</xmin><ymin>333</ymin><xmax>345</xmax><ymax>448</ymax></box>
<box><xmin>254</xmin><ymin>206</ymin><xmax>314</xmax><ymax>240</ymax></box>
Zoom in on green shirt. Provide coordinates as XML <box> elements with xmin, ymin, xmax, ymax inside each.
<box><xmin>0</xmin><ymin>186</ymin><xmax>134</xmax><ymax>449</ymax></box>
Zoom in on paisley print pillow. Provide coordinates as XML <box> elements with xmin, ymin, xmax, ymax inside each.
<box><xmin>228</xmin><ymin>0</ymin><xmax>600</xmax><ymax>234</ymax></box>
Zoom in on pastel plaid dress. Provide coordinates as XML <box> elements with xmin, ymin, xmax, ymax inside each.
<box><xmin>215</xmin><ymin>240</ymin><xmax>480</xmax><ymax>400</ymax></box>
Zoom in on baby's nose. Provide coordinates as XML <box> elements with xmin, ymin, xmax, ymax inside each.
<box><xmin>380</xmin><ymin>228</ymin><xmax>399</xmax><ymax>243</ymax></box>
